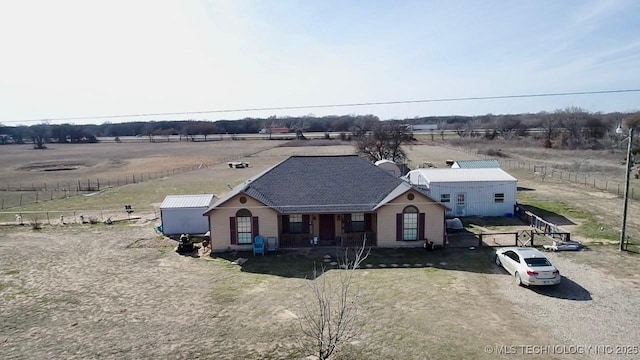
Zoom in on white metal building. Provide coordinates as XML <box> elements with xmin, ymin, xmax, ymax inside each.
<box><xmin>404</xmin><ymin>168</ymin><xmax>517</xmax><ymax>217</ymax></box>
<box><xmin>160</xmin><ymin>194</ymin><xmax>215</xmax><ymax>235</ymax></box>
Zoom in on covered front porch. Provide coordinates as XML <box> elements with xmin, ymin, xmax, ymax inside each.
<box><xmin>277</xmin><ymin>213</ymin><xmax>377</xmax><ymax>248</ymax></box>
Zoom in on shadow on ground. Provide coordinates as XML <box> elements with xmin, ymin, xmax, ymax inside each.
<box><xmin>212</xmin><ymin>247</ymin><xmax>499</xmax><ymax>279</ymax></box>
<box><xmin>517</xmin><ymin>186</ymin><xmax>535</xmax><ymax>192</ymax></box>
<box><xmin>519</xmin><ymin>204</ymin><xmax>576</xmax><ymax>226</ymax></box>
<box><xmin>528</xmin><ymin>276</ymin><xmax>592</xmax><ymax>301</ymax></box>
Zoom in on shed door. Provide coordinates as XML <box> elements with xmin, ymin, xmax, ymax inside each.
<box><xmin>455</xmin><ymin>192</ymin><xmax>466</xmax><ymax>216</ymax></box>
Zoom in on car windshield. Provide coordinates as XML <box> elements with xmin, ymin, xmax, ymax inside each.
<box><xmin>524</xmin><ymin>257</ymin><xmax>552</xmax><ymax>267</ymax></box>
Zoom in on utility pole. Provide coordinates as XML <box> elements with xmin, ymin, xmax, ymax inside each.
<box><xmin>620</xmin><ymin>128</ymin><xmax>634</xmax><ymax>251</ymax></box>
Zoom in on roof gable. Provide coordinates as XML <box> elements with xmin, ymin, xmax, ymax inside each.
<box><xmin>207</xmin><ymin>155</ymin><xmax>432</xmax><ymax>214</ymax></box>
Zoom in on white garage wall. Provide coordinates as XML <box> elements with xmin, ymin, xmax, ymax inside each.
<box><xmin>161</xmin><ymin>208</ymin><xmax>210</xmax><ymax>235</ymax></box>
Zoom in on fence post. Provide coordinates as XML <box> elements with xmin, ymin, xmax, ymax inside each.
<box><xmin>46</xmin><ymin>212</ymin><xmax>50</xmax><ymax>224</ymax></box>
<box><xmin>515</xmin><ymin>232</ymin><xmax>519</xmax><ymax>246</ymax></box>
<box><xmin>479</xmin><ymin>233</ymin><xmax>483</xmax><ymax>247</ymax></box>
<box><xmin>50</xmin><ymin>190</ymin><xmax>53</xmax><ymax>200</ymax></box>
<box><xmin>35</xmin><ymin>192</ymin><xmax>38</xmax><ymax>202</ymax></box>
<box><xmin>1</xmin><ymin>198</ymin><xmax>3</xmax><ymax>209</ymax></box>
<box><xmin>20</xmin><ymin>194</ymin><xmax>23</xmax><ymax>206</ymax></box>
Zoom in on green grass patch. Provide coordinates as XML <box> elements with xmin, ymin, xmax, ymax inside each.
<box><xmin>519</xmin><ymin>196</ymin><xmax>620</xmax><ymax>241</ymax></box>
<box><xmin>4</xmin><ymin>269</ymin><xmax>20</xmax><ymax>275</ymax></box>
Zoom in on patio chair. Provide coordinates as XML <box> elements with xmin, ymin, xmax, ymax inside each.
<box><xmin>253</xmin><ymin>235</ymin><xmax>265</xmax><ymax>256</ymax></box>
<box><xmin>266</xmin><ymin>237</ymin><xmax>278</xmax><ymax>254</ymax></box>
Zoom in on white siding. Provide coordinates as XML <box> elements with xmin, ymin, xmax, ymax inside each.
<box><xmin>429</xmin><ymin>180</ymin><xmax>516</xmax><ymax>217</ymax></box>
<box><xmin>161</xmin><ymin>207</ymin><xmax>210</xmax><ymax>235</ymax></box>
<box><xmin>404</xmin><ymin>168</ymin><xmax>517</xmax><ymax>217</ymax></box>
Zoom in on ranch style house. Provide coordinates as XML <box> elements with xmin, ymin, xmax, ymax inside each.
<box><xmin>204</xmin><ymin>155</ymin><xmax>448</xmax><ymax>252</ymax></box>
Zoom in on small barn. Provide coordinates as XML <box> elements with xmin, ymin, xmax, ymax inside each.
<box><xmin>404</xmin><ymin>168</ymin><xmax>517</xmax><ymax>217</ymax></box>
<box><xmin>160</xmin><ymin>194</ymin><xmax>215</xmax><ymax>235</ymax></box>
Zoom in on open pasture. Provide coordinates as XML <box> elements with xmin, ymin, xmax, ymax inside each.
<box><xmin>1</xmin><ymin>139</ymin><xmax>640</xmax><ymax>359</ymax></box>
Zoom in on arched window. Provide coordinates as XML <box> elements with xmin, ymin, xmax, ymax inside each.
<box><xmin>235</xmin><ymin>209</ymin><xmax>253</xmax><ymax>244</ymax></box>
<box><xmin>403</xmin><ymin>206</ymin><xmax>418</xmax><ymax>241</ymax></box>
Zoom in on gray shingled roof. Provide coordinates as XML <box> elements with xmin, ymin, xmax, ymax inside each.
<box><xmin>206</xmin><ymin>155</ymin><xmax>437</xmax><ymax>214</ymax></box>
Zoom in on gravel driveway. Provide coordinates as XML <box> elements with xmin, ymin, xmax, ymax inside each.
<box><xmin>491</xmin><ymin>249</ymin><xmax>640</xmax><ymax>360</ymax></box>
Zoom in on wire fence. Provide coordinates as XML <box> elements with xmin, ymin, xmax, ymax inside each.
<box><xmin>0</xmin><ymin>152</ymin><xmax>258</xmax><ymax>210</ymax></box>
<box><xmin>499</xmin><ymin>158</ymin><xmax>637</xmax><ymax>199</ymax></box>
<box><xmin>0</xmin><ymin>208</ymin><xmax>159</xmax><ymax>225</ymax></box>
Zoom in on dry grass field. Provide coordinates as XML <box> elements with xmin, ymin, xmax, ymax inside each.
<box><xmin>2</xmin><ymin>138</ymin><xmax>640</xmax><ymax>359</ymax></box>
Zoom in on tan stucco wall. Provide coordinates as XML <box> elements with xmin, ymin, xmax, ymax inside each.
<box><xmin>207</xmin><ymin>194</ymin><xmax>279</xmax><ymax>252</ymax></box>
<box><xmin>376</xmin><ymin>190</ymin><xmax>445</xmax><ymax>248</ymax></box>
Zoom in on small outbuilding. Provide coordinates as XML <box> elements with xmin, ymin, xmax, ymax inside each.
<box><xmin>404</xmin><ymin>168</ymin><xmax>517</xmax><ymax>217</ymax></box>
<box><xmin>451</xmin><ymin>159</ymin><xmax>501</xmax><ymax>168</ymax></box>
<box><xmin>159</xmin><ymin>194</ymin><xmax>215</xmax><ymax>235</ymax></box>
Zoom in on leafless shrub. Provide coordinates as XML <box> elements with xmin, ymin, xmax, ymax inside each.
<box><xmin>298</xmin><ymin>244</ymin><xmax>370</xmax><ymax>360</ymax></box>
<box><xmin>30</xmin><ymin>217</ymin><xmax>42</xmax><ymax>230</ymax></box>
<box><xmin>480</xmin><ymin>148</ymin><xmax>509</xmax><ymax>158</ymax></box>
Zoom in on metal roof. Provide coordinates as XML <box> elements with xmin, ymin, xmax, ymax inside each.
<box><xmin>160</xmin><ymin>194</ymin><xmax>215</xmax><ymax>209</ymax></box>
<box><xmin>406</xmin><ymin>168</ymin><xmax>517</xmax><ymax>183</ymax></box>
<box><xmin>452</xmin><ymin>159</ymin><xmax>501</xmax><ymax>168</ymax></box>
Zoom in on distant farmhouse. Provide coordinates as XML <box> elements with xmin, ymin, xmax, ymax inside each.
<box><xmin>0</xmin><ymin>134</ymin><xmax>15</xmax><ymax>144</ymax></box>
<box><xmin>409</xmin><ymin>124</ymin><xmax>438</xmax><ymax>131</ymax></box>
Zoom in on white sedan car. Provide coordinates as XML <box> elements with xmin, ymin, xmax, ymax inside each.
<box><xmin>495</xmin><ymin>247</ymin><xmax>561</xmax><ymax>286</ymax></box>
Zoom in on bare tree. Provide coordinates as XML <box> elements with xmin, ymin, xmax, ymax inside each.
<box><xmin>355</xmin><ymin>122</ymin><xmax>412</xmax><ymax>163</ymax></box>
<box><xmin>494</xmin><ymin>115</ymin><xmax>522</xmax><ymax>140</ymax></box>
<box><xmin>539</xmin><ymin>112</ymin><xmax>560</xmax><ymax>148</ymax></box>
<box><xmin>31</xmin><ymin>122</ymin><xmax>50</xmax><ymax>149</ymax></box>
<box><xmin>298</xmin><ymin>244</ymin><xmax>370</xmax><ymax>360</ymax></box>
<box><xmin>625</xmin><ymin>113</ymin><xmax>640</xmax><ymax>130</ymax></box>
<box><xmin>555</xmin><ymin>107</ymin><xmax>589</xmax><ymax>149</ymax></box>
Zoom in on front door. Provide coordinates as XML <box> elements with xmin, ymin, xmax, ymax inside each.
<box><xmin>455</xmin><ymin>192</ymin><xmax>466</xmax><ymax>216</ymax></box>
<box><xmin>319</xmin><ymin>214</ymin><xmax>335</xmax><ymax>245</ymax></box>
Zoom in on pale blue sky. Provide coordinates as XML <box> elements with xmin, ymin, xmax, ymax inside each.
<box><xmin>1</xmin><ymin>0</ymin><xmax>639</xmax><ymax>124</ymax></box>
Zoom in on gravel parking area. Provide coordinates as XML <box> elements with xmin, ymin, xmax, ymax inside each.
<box><xmin>491</xmin><ymin>249</ymin><xmax>640</xmax><ymax>360</ymax></box>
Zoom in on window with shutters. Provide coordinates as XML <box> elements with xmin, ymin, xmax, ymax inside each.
<box><xmin>236</xmin><ymin>209</ymin><xmax>252</xmax><ymax>244</ymax></box>
<box><xmin>289</xmin><ymin>214</ymin><xmax>303</xmax><ymax>233</ymax></box>
<box><xmin>403</xmin><ymin>206</ymin><xmax>418</xmax><ymax>241</ymax></box>
<box><xmin>440</xmin><ymin>193</ymin><xmax>450</xmax><ymax>203</ymax></box>
<box><xmin>351</xmin><ymin>213</ymin><xmax>365</xmax><ymax>232</ymax></box>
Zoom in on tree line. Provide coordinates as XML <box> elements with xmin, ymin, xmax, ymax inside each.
<box><xmin>1</xmin><ymin>109</ymin><xmax>638</xmax><ymax>149</ymax></box>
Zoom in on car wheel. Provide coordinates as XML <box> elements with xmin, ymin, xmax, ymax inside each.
<box><xmin>495</xmin><ymin>255</ymin><xmax>501</xmax><ymax>267</ymax></box>
<box><xmin>515</xmin><ymin>272</ymin><xmax>523</xmax><ymax>287</ymax></box>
